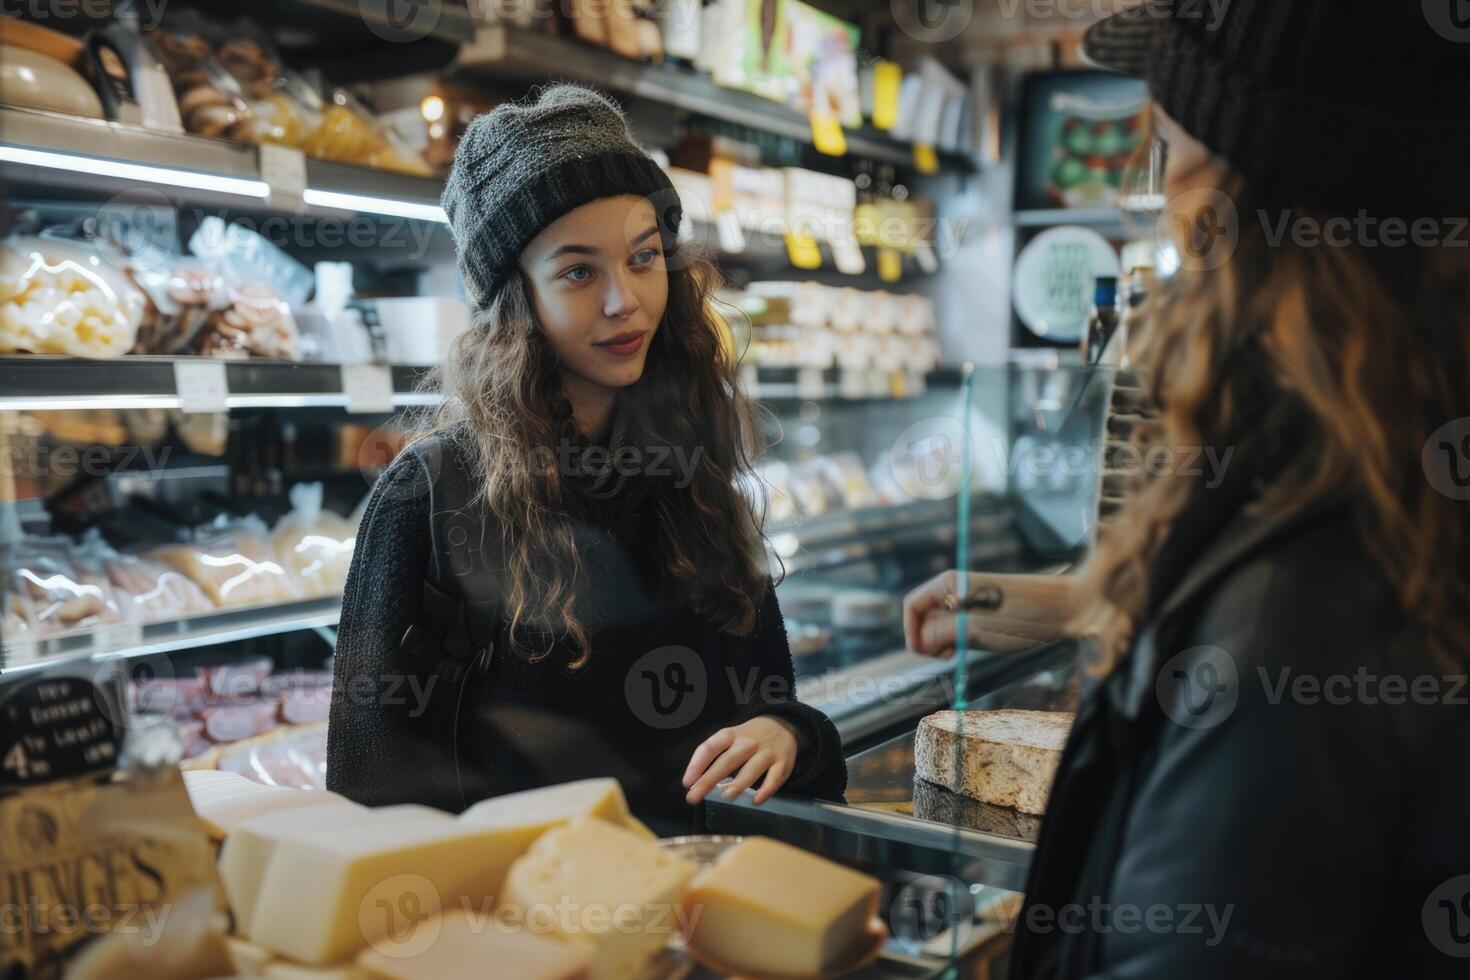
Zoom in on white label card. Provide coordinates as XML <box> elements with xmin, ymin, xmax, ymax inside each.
<box><xmin>342</xmin><ymin>363</ymin><xmax>395</xmax><ymax>414</ymax></box>
<box><xmin>260</xmin><ymin>144</ymin><xmax>308</xmax><ymax>202</ymax></box>
<box><xmin>173</xmin><ymin>360</ymin><xmax>229</xmax><ymax>413</ymax></box>
<box><xmin>95</xmin><ymin>622</ymin><xmax>144</xmax><ymax>654</ymax></box>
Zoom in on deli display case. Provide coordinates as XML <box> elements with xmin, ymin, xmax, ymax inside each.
<box><xmin>708</xmin><ymin>363</ymin><xmax>1116</xmax><ymax>973</ymax></box>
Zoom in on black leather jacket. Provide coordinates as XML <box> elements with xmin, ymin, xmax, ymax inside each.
<box><xmin>1011</xmin><ymin>489</ymin><xmax>1470</xmax><ymax>978</ymax></box>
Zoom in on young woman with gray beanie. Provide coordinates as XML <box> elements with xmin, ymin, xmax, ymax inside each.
<box><xmin>326</xmin><ymin>83</ymin><xmax>845</xmax><ymax>835</ymax></box>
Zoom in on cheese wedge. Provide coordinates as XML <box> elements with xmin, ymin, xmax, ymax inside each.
<box><xmin>457</xmin><ymin>778</ymin><xmax>655</xmax><ymax>840</ymax></box>
<box><xmin>498</xmin><ymin>817</ymin><xmax>696</xmax><ymax>980</ymax></box>
<box><xmin>247</xmin><ymin>810</ymin><xmax>547</xmax><ymax>965</ymax></box>
<box><xmin>219</xmin><ymin>803</ymin><xmax>440</xmax><ymax>937</ymax></box>
<box><xmin>682</xmin><ymin>837</ymin><xmax>880</xmax><ymax>977</ymax></box>
<box><xmin>183</xmin><ymin>769</ymin><xmax>350</xmax><ymax>840</ymax></box>
<box><xmin>356</xmin><ymin>908</ymin><xmax>591</xmax><ymax>980</ymax></box>
<box><xmin>225</xmin><ymin>934</ymin><xmax>275</xmax><ymax>975</ymax></box>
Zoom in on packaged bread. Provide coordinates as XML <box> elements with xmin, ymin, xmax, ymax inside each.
<box><xmin>149</xmin><ymin>514</ymin><xmax>301</xmax><ymax>609</ymax></box>
<box><xmin>2</xmin><ymin>535</ymin><xmax>119</xmax><ymax>637</ymax></box>
<box><xmin>0</xmin><ymin>234</ymin><xmax>145</xmax><ymax>357</ymax></box>
<box><xmin>104</xmin><ymin>547</ymin><xmax>216</xmax><ymax>623</ymax></box>
<box><xmin>271</xmin><ymin>483</ymin><xmax>355</xmax><ymax>599</ymax></box>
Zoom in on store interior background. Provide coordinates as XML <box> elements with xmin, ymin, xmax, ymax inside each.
<box><xmin>1</xmin><ymin>0</ymin><xmax>1140</xmax><ymax>768</ymax></box>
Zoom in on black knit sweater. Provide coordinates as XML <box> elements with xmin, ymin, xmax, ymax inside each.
<box><xmin>326</xmin><ymin>437</ymin><xmax>847</xmax><ymax>835</ymax></box>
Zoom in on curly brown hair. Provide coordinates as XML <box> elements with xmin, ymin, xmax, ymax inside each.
<box><xmin>412</xmin><ymin>241</ymin><xmax>770</xmax><ymax>670</ymax></box>
<box><xmin>1072</xmin><ymin>161</ymin><xmax>1470</xmax><ymax>674</ymax></box>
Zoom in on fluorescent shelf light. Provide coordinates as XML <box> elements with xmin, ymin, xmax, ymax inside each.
<box><xmin>0</xmin><ymin>145</ymin><xmax>270</xmax><ymax>198</ymax></box>
<box><xmin>303</xmin><ymin>188</ymin><xmax>449</xmax><ymax>223</ymax></box>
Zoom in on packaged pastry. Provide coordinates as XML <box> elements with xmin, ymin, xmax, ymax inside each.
<box><xmin>250</xmin><ymin>73</ymin><xmax>322</xmax><ymax>149</ymax></box>
<box><xmin>212</xmin><ymin>21</ymin><xmax>282</xmax><ymax>100</ymax></box>
<box><xmin>2</xmin><ymin>535</ymin><xmax>117</xmax><ymax>637</ymax></box>
<box><xmin>153</xmin><ymin>14</ymin><xmax>255</xmax><ymax>141</ymax></box>
<box><xmin>302</xmin><ymin>87</ymin><xmax>432</xmax><ymax>175</ymax></box>
<box><xmin>194</xmin><ymin>279</ymin><xmax>300</xmax><ymax>360</ymax></box>
<box><xmin>103</xmin><ymin>546</ymin><xmax>216</xmax><ymax>623</ymax></box>
<box><xmin>0</xmin><ymin>234</ymin><xmax>145</xmax><ymax>357</ymax></box>
<box><xmin>271</xmin><ymin>483</ymin><xmax>356</xmax><ymax>599</ymax></box>
<box><xmin>149</xmin><ymin>514</ymin><xmax>300</xmax><ymax>609</ymax></box>
<box><xmin>127</xmin><ymin>259</ymin><xmax>224</xmax><ymax>354</ymax></box>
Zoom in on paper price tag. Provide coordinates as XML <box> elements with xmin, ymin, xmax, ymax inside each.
<box><xmin>915</xmin><ymin>240</ymin><xmax>939</xmax><ymax>274</ymax></box>
<box><xmin>95</xmin><ymin>622</ymin><xmax>144</xmax><ymax>655</ymax></box>
<box><xmin>342</xmin><ymin>363</ymin><xmax>395</xmax><ymax>415</ymax></box>
<box><xmin>785</xmin><ymin>229</ymin><xmax>823</xmax><ymax>270</ymax></box>
<box><xmin>716</xmin><ymin>210</ymin><xmax>747</xmax><ymax>253</ymax></box>
<box><xmin>809</xmin><ymin>109</ymin><xmax>847</xmax><ymax>157</ymax></box>
<box><xmin>831</xmin><ymin>236</ymin><xmax>866</xmax><ymax>276</ymax></box>
<box><xmin>877</xmin><ymin>248</ymin><xmax>903</xmax><ymax>283</ymax></box>
<box><xmin>913</xmin><ymin>143</ymin><xmax>940</xmax><ymax>175</ymax></box>
<box><xmin>173</xmin><ymin>360</ymin><xmax>229</xmax><ymax>413</ymax></box>
<box><xmin>260</xmin><ymin>143</ymin><xmax>308</xmax><ymax>205</ymax></box>
<box><xmin>838</xmin><ymin>370</ymin><xmax>867</xmax><ymax>399</ymax></box>
<box><xmin>796</xmin><ymin>367</ymin><xmax>827</xmax><ymax>400</ymax></box>
<box><xmin>872</xmin><ymin>61</ymin><xmax>902</xmax><ymax>131</ymax></box>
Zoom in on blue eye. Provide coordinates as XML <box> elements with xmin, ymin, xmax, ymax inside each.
<box><xmin>562</xmin><ymin>266</ymin><xmax>592</xmax><ymax>282</ymax></box>
<box><xmin>632</xmin><ymin>248</ymin><xmax>658</xmax><ymax>266</ymax></box>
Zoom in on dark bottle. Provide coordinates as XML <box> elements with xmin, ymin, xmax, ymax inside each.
<box><xmin>1083</xmin><ymin>276</ymin><xmax>1119</xmax><ymax>365</ymax></box>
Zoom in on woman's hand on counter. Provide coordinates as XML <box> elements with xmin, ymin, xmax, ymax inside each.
<box><xmin>683</xmin><ymin>715</ymin><xmax>800</xmax><ymax>807</ymax></box>
<box><xmin>903</xmin><ymin>570</ymin><xmax>1079</xmax><ymax>658</ymax></box>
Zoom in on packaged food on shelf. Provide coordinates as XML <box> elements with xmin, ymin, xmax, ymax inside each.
<box><xmin>270</xmin><ymin>483</ymin><xmax>356</xmax><ymax>599</ymax></box>
<box><xmin>213</xmin><ymin>21</ymin><xmax>284</xmax><ymax>101</ymax></box>
<box><xmin>250</xmin><ymin>73</ymin><xmax>324</xmax><ymax>150</ymax></box>
<box><xmin>153</xmin><ymin>12</ymin><xmax>256</xmax><ymax>141</ymax></box>
<box><xmin>189</xmin><ymin>216</ymin><xmax>313</xmax><ymax>310</ymax></box>
<box><xmin>105</xmin><ymin>543</ymin><xmax>217</xmax><ymax>620</ymax></box>
<box><xmin>196</xmin><ymin>279</ymin><xmax>301</xmax><ymax>360</ymax></box>
<box><xmin>149</xmin><ymin>513</ymin><xmax>302</xmax><ymax>609</ymax></box>
<box><xmin>126</xmin><ymin>259</ymin><xmax>225</xmax><ymax>355</ymax></box>
<box><xmin>81</xmin><ymin>20</ymin><xmax>184</xmax><ymax>132</ymax></box>
<box><xmin>302</xmin><ymin>88</ymin><xmax>432</xmax><ymax>176</ymax></box>
<box><xmin>0</xmin><ymin>233</ymin><xmax>146</xmax><ymax>358</ymax></box>
<box><xmin>2</xmin><ymin>534</ymin><xmax>123</xmax><ymax>637</ymax></box>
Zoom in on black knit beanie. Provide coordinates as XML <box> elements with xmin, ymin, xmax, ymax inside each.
<box><xmin>1082</xmin><ymin>0</ymin><xmax>1470</xmax><ymax>214</ymax></box>
<box><xmin>441</xmin><ymin>83</ymin><xmax>683</xmax><ymax>308</ymax></box>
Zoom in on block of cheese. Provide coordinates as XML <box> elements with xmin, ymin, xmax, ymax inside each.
<box><xmin>356</xmin><ymin>908</ymin><xmax>591</xmax><ymax>980</ymax></box>
<box><xmin>913</xmin><ymin>709</ymin><xmax>1073</xmax><ymax>815</ymax></box>
<box><xmin>458</xmin><ymin>778</ymin><xmax>654</xmax><ymax>840</ymax></box>
<box><xmin>220</xmin><ymin>803</ymin><xmax>441</xmax><ymax>937</ymax></box>
<box><xmin>681</xmin><ymin>837</ymin><xmax>880</xmax><ymax>977</ymax></box>
<box><xmin>226</xmin><ymin>934</ymin><xmax>275</xmax><ymax>975</ymax></box>
<box><xmin>248</xmin><ymin>810</ymin><xmax>549</xmax><ymax>965</ymax></box>
<box><xmin>498</xmin><ymin>817</ymin><xmax>697</xmax><ymax>980</ymax></box>
<box><xmin>183</xmin><ymin>769</ymin><xmax>350</xmax><ymax>840</ymax></box>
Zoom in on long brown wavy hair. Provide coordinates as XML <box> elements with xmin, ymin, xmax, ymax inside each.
<box><xmin>412</xmin><ymin>239</ymin><xmax>769</xmax><ymax>670</ymax></box>
<box><xmin>1072</xmin><ymin>158</ymin><xmax>1470</xmax><ymax>674</ymax></box>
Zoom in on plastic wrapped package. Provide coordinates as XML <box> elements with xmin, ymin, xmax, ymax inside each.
<box><xmin>198</xmin><ymin>655</ymin><xmax>273</xmax><ymax>700</ymax></box>
<box><xmin>214</xmin><ymin>722</ymin><xmax>329</xmax><ymax>789</ymax></box>
<box><xmin>153</xmin><ymin>15</ymin><xmax>255</xmax><ymax>140</ymax></box>
<box><xmin>68</xmin><ymin>530</ymin><xmax>133</xmax><ymax>627</ymax></box>
<box><xmin>103</xmin><ymin>548</ymin><xmax>216</xmax><ymax>623</ymax></box>
<box><xmin>126</xmin><ymin>259</ymin><xmax>224</xmax><ymax>354</ymax></box>
<box><xmin>212</xmin><ymin>21</ymin><xmax>282</xmax><ymax>100</ymax></box>
<box><xmin>0</xmin><ymin>235</ymin><xmax>145</xmax><ymax>357</ymax></box>
<box><xmin>301</xmin><ymin>88</ymin><xmax>432</xmax><ymax>175</ymax></box>
<box><xmin>2</xmin><ymin>536</ymin><xmax>122</xmax><ymax>636</ymax></box>
<box><xmin>195</xmin><ymin>279</ymin><xmax>300</xmax><ymax>359</ymax></box>
<box><xmin>250</xmin><ymin>73</ymin><xmax>323</xmax><ymax>149</ymax></box>
<box><xmin>264</xmin><ymin>670</ymin><xmax>334</xmax><ymax>725</ymax></box>
<box><xmin>271</xmin><ymin>483</ymin><xmax>356</xmax><ymax>599</ymax></box>
<box><xmin>148</xmin><ymin>514</ymin><xmax>302</xmax><ymax>609</ymax></box>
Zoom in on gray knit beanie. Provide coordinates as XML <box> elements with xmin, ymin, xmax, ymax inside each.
<box><xmin>441</xmin><ymin>83</ymin><xmax>683</xmax><ymax>308</ymax></box>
